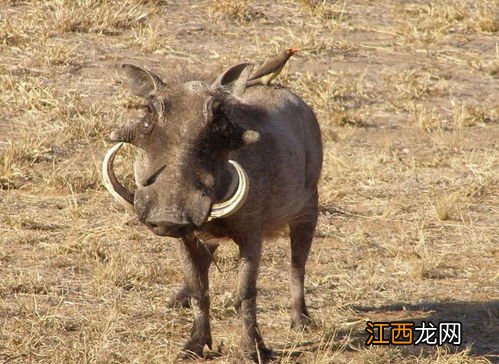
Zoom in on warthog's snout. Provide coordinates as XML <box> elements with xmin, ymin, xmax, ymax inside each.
<box><xmin>134</xmin><ymin>192</ymin><xmax>196</xmax><ymax>237</ymax></box>
<box><xmin>144</xmin><ymin>218</ymin><xmax>194</xmax><ymax>238</ymax></box>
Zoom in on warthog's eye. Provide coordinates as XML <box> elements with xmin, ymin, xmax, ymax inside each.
<box><xmin>194</xmin><ymin>179</ymin><xmax>205</xmax><ymax>191</ymax></box>
<box><xmin>139</xmin><ymin>104</ymin><xmax>152</xmax><ymax>116</ymax></box>
<box><xmin>141</xmin><ymin>118</ymin><xmax>154</xmax><ymax>134</ymax></box>
<box><xmin>195</xmin><ymin>173</ymin><xmax>215</xmax><ymax>192</ymax></box>
<box><xmin>140</xmin><ymin>106</ymin><xmax>155</xmax><ymax>134</ymax></box>
<box><xmin>194</xmin><ymin>178</ymin><xmax>212</xmax><ymax>197</ymax></box>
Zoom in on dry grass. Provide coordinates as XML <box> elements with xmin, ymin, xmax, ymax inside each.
<box><xmin>1</xmin><ymin>0</ymin><xmax>498</xmax><ymax>363</ymax></box>
<box><xmin>208</xmin><ymin>0</ymin><xmax>264</xmax><ymax>24</ymax></box>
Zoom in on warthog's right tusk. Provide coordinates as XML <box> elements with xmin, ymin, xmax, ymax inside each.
<box><xmin>102</xmin><ymin>142</ymin><xmax>134</xmax><ymax>211</ymax></box>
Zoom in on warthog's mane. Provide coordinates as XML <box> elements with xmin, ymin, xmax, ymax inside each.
<box><xmin>160</xmin><ymin>67</ymin><xmax>209</xmax><ymax>90</ymax></box>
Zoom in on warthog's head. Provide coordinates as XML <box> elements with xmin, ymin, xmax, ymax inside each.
<box><xmin>103</xmin><ymin>63</ymin><xmax>260</xmax><ymax>237</ymax></box>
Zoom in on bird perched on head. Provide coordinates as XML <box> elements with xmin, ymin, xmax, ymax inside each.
<box><xmin>247</xmin><ymin>47</ymin><xmax>299</xmax><ymax>86</ymax></box>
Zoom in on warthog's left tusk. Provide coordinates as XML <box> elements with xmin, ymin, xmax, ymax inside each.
<box><xmin>208</xmin><ymin>160</ymin><xmax>249</xmax><ymax>221</ymax></box>
<box><xmin>102</xmin><ymin>142</ymin><xmax>134</xmax><ymax>211</ymax></box>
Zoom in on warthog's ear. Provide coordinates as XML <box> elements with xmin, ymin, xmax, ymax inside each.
<box><xmin>211</xmin><ymin>63</ymin><xmax>254</xmax><ymax>97</ymax></box>
<box><xmin>121</xmin><ymin>64</ymin><xmax>165</xmax><ymax>97</ymax></box>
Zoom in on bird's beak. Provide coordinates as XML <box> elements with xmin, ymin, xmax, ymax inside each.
<box><xmin>289</xmin><ymin>47</ymin><xmax>299</xmax><ymax>54</ymax></box>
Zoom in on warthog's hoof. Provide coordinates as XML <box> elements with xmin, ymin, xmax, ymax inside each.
<box><xmin>241</xmin><ymin>333</ymin><xmax>272</xmax><ymax>363</ymax></box>
<box><xmin>177</xmin><ymin>334</ymin><xmax>212</xmax><ymax>361</ymax></box>
<box><xmin>166</xmin><ymin>287</ymin><xmax>191</xmax><ymax>309</ymax></box>
<box><xmin>290</xmin><ymin>313</ymin><xmax>313</xmax><ymax>331</ymax></box>
<box><xmin>176</xmin><ymin>349</ymin><xmax>203</xmax><ymax>361</ymax></box>
<box><xmin>244</xmin><ymin>345</ymin><xmax>273</xmax><ymax>363</ymax></box>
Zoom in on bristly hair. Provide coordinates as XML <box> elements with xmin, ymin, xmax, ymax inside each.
<box><xmin>161</xmin><ymin>66</ymin><xmax>209</xmax><ymax>89</ymax></box>
<box><xmin>162</xmin><ymin>65</ymin><xmax>268</xmax><ymax>138</ymax></box>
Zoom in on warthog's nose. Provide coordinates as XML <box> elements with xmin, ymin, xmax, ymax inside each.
<box><xmin>144</xmin><ymin>218</ymin><xmax>194</xmax><ymax>238</ymax></box>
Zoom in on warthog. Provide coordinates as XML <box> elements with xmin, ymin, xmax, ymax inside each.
<box><xmin>103</xmin><ymin>62</ymin><xmax>322</xmax><ymax>360</ymax></box>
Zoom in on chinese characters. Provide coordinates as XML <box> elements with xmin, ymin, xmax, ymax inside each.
<box><xmin>366</xmin><ymin>321</ymin><xmax>462</xmax><ymax>346</ymax></box>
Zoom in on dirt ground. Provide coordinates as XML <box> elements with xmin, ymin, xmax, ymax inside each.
<box><xmin>0</xmin><ymin>0</ymin><xmax>498</xmax><ymax>363</ymax></box>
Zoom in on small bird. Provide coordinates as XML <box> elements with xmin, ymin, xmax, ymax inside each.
<box><xmin>247</xmin><ymin>47</ymin><xmax>299</xmax><ymax>86</ymax></box>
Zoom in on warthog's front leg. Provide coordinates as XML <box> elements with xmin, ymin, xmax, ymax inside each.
<box><xmin>166</xmin><ymin>240</ymin><xmax>218</xmax><ymax>308</ymax></box>
<box><xmin>176</xmin><ymin>236</ymin><xmax>213</xmax><ymax>359</ymax></box>
<box><xmin>168</xmin><ymin>240</ymin><xmax>219</xmax><ymax>309</ymax></box>
<box><xmin>234</xmin><ymin>233</ymin><xmax>271</xmax><ymax>360</ymax></box>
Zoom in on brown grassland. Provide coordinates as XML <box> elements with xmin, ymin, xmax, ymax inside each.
<box><xmin>0</xmin><ymin>0</ymin><xmax>498</xmax><ymax>363</ymax></box>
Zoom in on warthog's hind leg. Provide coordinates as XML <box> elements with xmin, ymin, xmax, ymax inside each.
<box><xmin>288</xmin><ymin>194</ymin><xmax>318</xmax><ymax>329</ymax></box>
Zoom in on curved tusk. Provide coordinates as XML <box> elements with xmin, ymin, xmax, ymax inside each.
<box><xmin>102</xmin><ymin>142</ymin><xmax>134</xmax><ymax>211</ymax></box>
<box><xmin>208</xmin><ymin>160</ymin><xmax>249</xmax><ymax>221</ymax></box>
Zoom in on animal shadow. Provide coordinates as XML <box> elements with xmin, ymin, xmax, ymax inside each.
<box><xmin>269</xmin><ymin>300</ymin><xmax>498</xmax><ymax>362</ymax></box>
<box><xmin>351</xmin><ymin>300</ymin><xmax>499</xmax><ymax>359</ymax></box>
